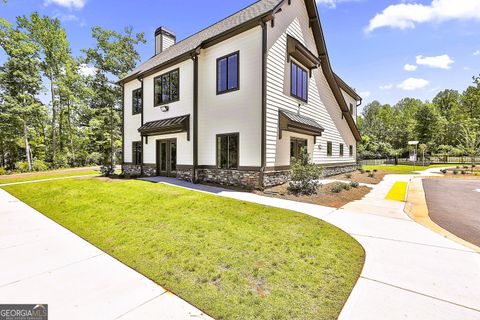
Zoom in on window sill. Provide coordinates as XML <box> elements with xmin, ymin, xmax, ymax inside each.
<box><xmin>217</xmin><ymin>87</ymin><xmax>240</xmax><ymax>95</ymax></box>
<box><xmin>154</xmin><ymin>99</ymin><xmax>179</xmax><ymax>107</ymax></box>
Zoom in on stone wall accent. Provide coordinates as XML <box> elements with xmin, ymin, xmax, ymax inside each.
<box><xmin>143</xmin><ymin>164</ymin><xmax>157</xmax><ymax>177</ymax></box>
<box><xmin>177</xmin><ymin>168</ymin><xmax>193</xmax><ymax>182</ymax></box>
<box><xmin>196</xmin><ymin>168</ymin><xmax>261</xmax><ymax>189</ymax></box>
<box><xmin>122</xmin><ymin>164</ymin><xmax>141</xmax><ymax>177</ymax></box>
<box><xmin>322</xmin><ymin>164</ymin><xmax>358</xmax><ymax>177</ymax></box>
<box><xmin>263</xmin><ymin>170</ymin><xmax>290</xmax><ymax>188</ymax></box>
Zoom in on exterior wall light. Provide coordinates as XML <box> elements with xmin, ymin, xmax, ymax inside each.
<box><xmin>160</xmin><ymin>105</ymin><xmax>169</xmax><ymax>112</ymax></box>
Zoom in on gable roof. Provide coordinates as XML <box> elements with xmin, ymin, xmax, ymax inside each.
<box><xmin>334</xmin><ymin>73</ymin><xmax>362</xmax><ymax>101</ymax></box>
<box><xmin>119</xmin><ymin>0</ymin><xmax>361</xmax><ymax>141</ymax></box>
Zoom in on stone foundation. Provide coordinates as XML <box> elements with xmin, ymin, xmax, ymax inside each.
<box><xmin>122</xmin><ymin>164</ymin><xmax>142</xmax><ymax>177</ymax></box>
<box><xmin>142</xmin><ymin>164</ymin><xmax>157</xmax><ymax>177</ymax></box>
<box><xmin>263</xmin><ymin>170</ymin><xmax>290</xmax><ymax>188</ymax></box>
<box><xmin>177</xmin><ymin>168</ymin><xmax>194</xmax><ymax>182</ymax></box>
<box><xmin>322</xmin><ymin>164</ymin><xmax>358</xmax><ymax>177</ymax></box>
<box><xmin>196</xmin><ymin>168</ymin><xmax>261</xmax><ymax>189</ymax></box>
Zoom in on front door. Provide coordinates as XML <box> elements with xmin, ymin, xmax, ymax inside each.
<box><xmin>156</xmin><ymin>139</ymin><xmax>177</xmax><ymax>177</ymax></box>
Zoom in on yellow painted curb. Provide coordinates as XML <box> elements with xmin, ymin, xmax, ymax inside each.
<box><xmin>404</xmin><ymin>177</ymin><xmax>480</xmax><ymax>253</ymax></box>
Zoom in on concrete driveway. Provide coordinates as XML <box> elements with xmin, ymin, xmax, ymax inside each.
<box><xmin>0</xmin><ymin>188</ymin><xmax>211</xmax><ymax>320</ymax></box>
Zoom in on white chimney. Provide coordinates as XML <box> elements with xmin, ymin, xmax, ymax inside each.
<box><xmin>155</xmin><ymin>27</ymin><xmax>176</xmax><ymax>55</ymax></box>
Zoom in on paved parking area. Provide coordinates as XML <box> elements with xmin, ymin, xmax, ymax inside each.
<box><xmin>423</xmin><ymin>179</ymin><xmax>480</xmax><ymax>247</ymax></box>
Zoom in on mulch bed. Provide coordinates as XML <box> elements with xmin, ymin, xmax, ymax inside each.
<box><xmin>329</xmin><ymin>170</ymin><xmax>388</xmax><ymax>185</ymax></box>
<box><xmin>254</xmin><ymin>182</ymin><xmax>371</xmax><ymax>208</ymax></box>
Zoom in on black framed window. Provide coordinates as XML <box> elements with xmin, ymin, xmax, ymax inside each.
<box><xmin>327</xmin><ymin>141</ymin><xmax>333</xmax><ymax>156</ymax></box>
<box><xmin>216</xmin><ymin>133</ymin><xmax>239</xmax><ymax>169</ymax></box>
<box><xmin>154</xmin><ymin>68</ymin><xmax>179</xmax><ymax>106</ymax></box>
<box><xmin>132</xmin><ymin>141</ymin><xmax>142</xmax><ymax>165</ymax></box>
<box><xmin>340</xmin><ymin>143</ymin><xmax>344</xmax><ymax>157</ymax></box>
<box><xmin>349</xmin><ymin>145</ymin><xmax>354</xmax><ymax>157</ymax></box>
<box><xmin>349</xmin><ymin>103</ymin><xmax>354</xmax><ymax>114</ymax></box>
<box><xmin>217</xmin><ymin>52</ymin><xmax>239</xmax><ymax>94</ymax></box>
<box><xmin>290</xmin><ymin>138</ymin><xmax>307</xmax><ymax>160</ymax></box>
<box><xmin>132</xmin><ymin>88</ymin><xmax>142</xmax><ymax>115</ymax></box>
<box><xmin>291</xmin><ymin>61</ymin><xmax>308</xmax><ymax>102</ymax></box>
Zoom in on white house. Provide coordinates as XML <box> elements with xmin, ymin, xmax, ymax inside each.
<box><xmin>119</xmin><ymin>0</ymin><xmax>362</xmax><ymax>189</ymax></box>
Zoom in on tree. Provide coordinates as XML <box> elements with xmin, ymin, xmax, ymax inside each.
<box><xmin>0</xmin><ymin>19</ymin><xmax>44</xmax><ymax>171</ymax></box>
<box><xmin>414</xmin><ymin>103</ymin><xmax>440</xmax><ymax>147</ymax></box>
<box><xmin>459</xmin><ymin>121</ymin><xmax>480</xmax><ymax>165</ymax></box>
<box><xmin>82</xmin><ymin>26</ymin><xmax>145</xmax><ymax>167</ymax></box>
<box><xmin>18</xmin><ymin>13</ymin><xmax>71</xmax><ymax>166</ymax></box>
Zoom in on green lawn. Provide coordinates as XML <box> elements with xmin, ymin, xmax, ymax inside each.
<box><xmin>363</xmin><ymin>164</ymin><xmax>458</xmax><ymax>174</ymax></box>
<box><xmin>3</xmin><ymin>177</ymin><xmax>364</xmax><ymax>320</ymax></box>
<box><xmin>0</xmin><ymin>168</ymin><xmax>99</xmax><ymax>184</ymax></box>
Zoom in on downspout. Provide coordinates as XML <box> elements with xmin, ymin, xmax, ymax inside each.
<box><xmin>192</xmin><ymin>47</ymin><xmax>201</xmax><ymax>183</ymax></box>
<box><xmin>138</xmin><ymin>77</ymin><xmax>144</xmax><ymax>176</ymax></box>
<box><xmin>260</xmin><ymin>21</ymin><xmax>268</xmax><ymax>189</ymax></box>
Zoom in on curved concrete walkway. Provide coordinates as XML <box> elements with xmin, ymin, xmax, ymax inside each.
<box><xmin>144</xmin><ymin>171</ymin><xmax>480</xmax><ymax>320</ymax></box>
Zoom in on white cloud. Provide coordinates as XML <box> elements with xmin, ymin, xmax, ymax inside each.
<box><xmin>54</xmin><ymin>13</ymin><xmax>79</xmax><ymax>22</ymax></box>
<box><xmin>397</xmin><ymin>78</ymin><xmax>430</xmax><ymax>91</ymax></box>
<box><xmin>365</xmin><ymin>0</ymin><xmax>480</xmax><ymax>33</ymax></box>
<box><xmin>404</xmin><ymin>64</ymin><xmax>418</xmax><ymax>71</ymax></box>
<box><xmin>44</xmin><ymin>0</ymin><xmax>86</xmax><ymax>9</ymax></box>
<box><xmin>416</xmin><ymin>54</ymin><xmax>454</xmax><ymax>69</ymax></box>
<box><xmin>316</xmin><ymin>0</ymin><xmax>360</xmax><ymax>9</ymax></box>
<box><xmin>78</xmin><ymin>64</ymin><xmax>97</xmax><ymax>77</ymax></box>
<box><xmin>474</xmin><ymin>50</ymin><xmax>480</xmax><ymax>56</ymax></box>
<box><xmin>379</xmin><ymin>84</ymin><xmax>393</xmax><ymax>90</ymax></box>
<box><xmin>359</xmin><ymin>91</ymin><xmax>371</xmax><ymax>98</ymax></box>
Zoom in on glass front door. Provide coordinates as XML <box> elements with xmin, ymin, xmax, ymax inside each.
<box><xmin>156</xmin><ymin>139</ymin><xmax>177</xmax><ymax>177</ymax></box>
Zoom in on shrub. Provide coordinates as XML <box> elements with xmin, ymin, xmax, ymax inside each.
<box><xmin>345</xmin><ymin>173</ymin><xmax>352</xmax><ymax>179</ymax></box>
<box><xmin>453</xmin><ymin>170</ymin><xmax>459</xmax><ymax>175</ymax></box>
<box><xmin>461</xmin><ymin>170</ymin><xmax>466</xmax><ymax>175</ymax></box>
<box><xmin>32</xmin><ymin>160</ymin><xmax>48</xmax><ymax>172</ymax></box>
<box><xmin>15</xmin><ymin>161</ymin><xmax>29</xmax><ymax>173</ymax></box>
<box><xmin>456</xmin><ymin>166</ymin><xmax>460</xmax><ymax>169</ymax></box>
<box><xmin>463</xmin><ymin>165</ymin><xmax>469</xmax><ymax>169</ymax></box>
<box><xmin>440</xmin><ymin>169</ymin><xmax>447</xmax><ymax>174</ymax></box>
<box><xmin>368</xmin><ymin>172</ymin><xmax>375</xmax><ymax>178</ymax></box>
<box><xmin>366</xmin><ymin>170</ymin><xmax>371</xmax><ymax>173</ymax></box>
<box><xmin>342</xmin><ymin>183</ymin><xmax>351</xmax><ymax>191</ymax></box>
<box><xmin>350</xmin><ymin>181</ymin><xmax>360</xmax><ymax>188</ymax></box>
<box><xmin>53</xmin><ymin>154</ymin><xmax>68</xmax><ymax>169</ymax></box>
<box><xmin>373</xmin><ymin>169</ymin><xmax>378</xmax><ymax>173</ymax></box>
<box><xmin>0</xmin><ymin>167</ymin><xmax>6</xmax><ymax>175</ymax></box>
<box><xmin>331</xmin><ymin>185</ymin><xmax>343</xmax><ymax>193</ymax></box>
<box><xmin>287</xmin><ymin>147</ymin><xmax>323</xmax><ymax>196</ymax></box>
<box><xmin>360</xmin><ymin>169</ymin><xmax>365</xmax><ymax>174</ymax></box>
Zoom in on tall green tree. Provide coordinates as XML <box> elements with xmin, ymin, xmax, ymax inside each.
<box><xmin>0</xmin><ymin>19</ymin><xmax>44</xmax><ymax>171</ymax></box>
<box><xmin>18</xmin><ymin>13</ymin><xmax>71</xmax><ymax>166</ymax></box>
<box><xmin>82</xmin><ymin>26</ymin><xmax>145</xmax><ymax>166</ymax></box>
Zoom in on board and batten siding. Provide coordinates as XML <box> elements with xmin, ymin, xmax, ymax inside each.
<box><xmin>123</xmin><ymin>79</ymin><xmax>142</xmax><ymax>163</ymax></box>
<box><xmin>197</xmin><ymin>26</ymin><xmax>263</xmax><ymax>167</ymax></box>
<box><xmin>265</xmin><ymin>0</ymin><xmax>357</xmax><ymax>168</ymax></box>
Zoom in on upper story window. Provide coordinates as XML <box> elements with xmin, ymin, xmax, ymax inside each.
<box><xmin>217</xmin><ymin>133</ymin><xmax>239</xmax><ymax>169</ymax></box>
<box><xmin>132</xmin><ymin>88</ymin><xmax>142</xmax><ymax>115</ymax></box>
<box><xmin>340</xmin><ymin>143</ymin><xmax>344</xmax><ymax>157</ymax></box>
<box><xmin>217</xmin><ymin>51</ymin><xmax>239</xmax><ymax>94</ymax></box>
<box><xmin>291</xmin><ymin>62</ymin><xmax>308</xmax><ymax>102</ymax></box>
<box><xmin>154</xmin><ymin>68</ymin><xmax>179</xmax><ymax>106</ymax></box>
<box><xmin>349</xmin><ymin>145</ymin><xmax>354</xmax><ymax>157</ymax></box>
<box><xmin>327</xmin><ymin>141</ymin><xmax>333</xmax><ymax>156</ymax></box>
<box><xmin>349</xmin><ymin>103</ymin><xmax>354</xmax><ymax>114</ymax></box>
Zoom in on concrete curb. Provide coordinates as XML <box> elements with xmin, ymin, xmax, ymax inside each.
<box><xmin>404</xmin><ymin>177</ymin><xmax>480</xmax><ymax>253</ymax></box>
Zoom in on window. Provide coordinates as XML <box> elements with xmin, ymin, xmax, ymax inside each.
<box><xmin>217</xmin><ymin>52</ymin><xmax>239</xmax><ymax>94</ymax></box>
<box><xmin>327</xmin><ymin>141</ymin><xmax>332</xmax><ymax>156</ymax></box>
<box><xmin>340</xmin><ymin>143</ymin><xmax>344</xmax><ymax>157</ymax></box>
<box><xmin>154</xmin><ymin>68</ymin><xmax>179</xmax><ymax>106</ymax></box>
<box><xmin>216</xmin><ymin>133</ymin><xmax>239</xmax><ymax>169</ymax></box>
<box><xmin>349</xmin><ymin>145</ymin><xmax>354</xmax><ymax>157</ymax></box>
<box><xmin>349</xmin><ymin>103</ymin><xmax>354</xmax><ymax>114</ymax></box>
<box><xmin>132</xmin><ymin>88</ymin><xmax>142</xmax><ymax>115</ymax></box>
<box><xmin>291</xmin><ymin>61</ymin><xmax>308</xmax><ymax>102</ymax></box>
<box><xmin>132</xmin><ymin>141</ymin><xmax>142</xmax><ymax>165</ymax></box>
<box><xmin>290</xmin><ymin>138</ymin><xmax>307</xmax><ymax>160</ymax></box>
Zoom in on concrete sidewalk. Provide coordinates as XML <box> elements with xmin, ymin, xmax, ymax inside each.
<box><xmin>144</xmin><ymin>174</ymin><xmax>480</xmax><ymax>320</ymax></box>
<box><xmin>0</xmin><ymin>188</ymin><xmax>212</xmax><ymax>320</ymax></box>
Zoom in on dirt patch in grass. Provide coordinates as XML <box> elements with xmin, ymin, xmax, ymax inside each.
<box><xmin>329</xmin><ymin>170</ymin><xmax>388</xmax><ymax>185</ymax></box>
<box><xmin>254</xmin><ymin>182</ymin><xmax>371</xmax><ymax>208</ymax></box>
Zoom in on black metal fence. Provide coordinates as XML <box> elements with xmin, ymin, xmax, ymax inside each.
<box><xmin>359</xmin><ymin>156</ymin><xmax>476</xmax><ymax>166</ymax></box>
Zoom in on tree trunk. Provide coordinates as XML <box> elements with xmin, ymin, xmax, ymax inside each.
<box><xmin>23</xmin><ymin>121</ymin><xmax>32</xmax><ymax>172</ymax></box>
<box><xmin>67</xmin><ymin>101</ymin><xmax>75</xmax><ymax>164</ymax></box>
<box><xmin>50</xmin><ymin>78</ymin><xmax>57</xmax><ymax>165</ymax></box>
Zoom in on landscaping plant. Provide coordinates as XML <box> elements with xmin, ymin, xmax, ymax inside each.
<box><xmin>288</xmin><ymin>147</ymin><xmax>323</xmax><ymax>196</ymax></box>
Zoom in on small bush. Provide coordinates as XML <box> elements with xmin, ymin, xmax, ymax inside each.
<box><xmin>373</xmin><ymin>169</ymin><xmax>378</xmax><ymax>173</ymax></box>
<box><xmin>331</xmin><ymin>185</ymin><xmax>343</xmax><ymax>193</ymax></box>
<box><xmin>15</xmin><ymin>161</ymin><xmax>29</xmax><ymax>173</ymax></box>
<box><xmin>288</xmin><ymin>147</ymin><xmax>323</xmax><ymax>196</ymax></box>
<box><xmin>345</xmin><ymin>173</ymin><xmax>352</xmax><ymax>179</ymax></box>
<box><xmin>456</xmin><ymin>166</ymin><xmax>460</xmax><ymax>169</ymax></box>
<box><xmin>342</xmin><ymin>183</ymin><xmax>351</xmax><ymax>191</ymax></box>
<box><xmin>366</xmin><ymin>170</ymin><xmax>371</xmax><ymax>173</ymax></box>
<box><xmin>0</xmin><ymin>167</ymin><xmax>6</xmax><ymax>175</ymax></box>
<box><xmin>463</xmin><ymin>165</ymin><xmax>469</xmax><ymax>169</ymax></box>
<box><xmin>440</xmin><ymin>169</ymin><xmax>447</xmax><ymax>174</ymax></box>
<box><xmin>453</xmin><ymin>170</ymin><xmax>459</xmax><ymax>175</ymax></box>
<box><xmin>350</xmin><ymin>181</ymin><xmax>360</xmax><ymax>188</ymax></box>
<box><xmin>32</xmin><ymin>160</ymin><xmax>48</xmax><ymax>172</ymax></box>
<box><xmin>461</xmin><ymin>170</ymin><xmax>466</xmax><ymax>175</ymax></box>
<box><xmin>368</xmin><ymin>172</ymin><xmax>375</xmax><ymax>178</ymax></box>
<box><xmin>360</xmin><ymin>169</ymin><xmax>365</xmax><ymax>174</ymax></box>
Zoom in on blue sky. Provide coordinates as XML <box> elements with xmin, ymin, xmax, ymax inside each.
<box><xmin>1</xmin><ymin>0</ymin><xmax>480</xmax><ymax>110</ymax></box>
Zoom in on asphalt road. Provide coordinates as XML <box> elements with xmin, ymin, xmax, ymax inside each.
<box><xmin>423</xmin><ymin>178</ymin><xmax>480</xmax><ymax>247</ymax></box>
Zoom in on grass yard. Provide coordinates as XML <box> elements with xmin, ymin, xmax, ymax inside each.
<box><xmin>385</xmin><ymin>182</ymin><xmax>408</xmax><ymax>201</ymax></box>
<box><xmin>362</xmin><ymin>164</ymin><xmax>459</xmax><ymax>174</ymax></box>
<box><xmin>0</xmin><ymin>168</ymin><xmax>99</xmax><ymax>184</ymax></box>
<box><xmin>2</xmin><ymin>178</ymin><xmax>364</xmax><ymax>320</ymax></box>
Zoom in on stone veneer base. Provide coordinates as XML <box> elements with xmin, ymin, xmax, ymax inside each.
<box><xmin>122</xmin><ymin>163</ymin><xmax>358</xmax><ymax>189</ymax></box>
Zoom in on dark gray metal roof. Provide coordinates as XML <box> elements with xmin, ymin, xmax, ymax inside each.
<box><xmin>138</xmin><ymin>115</ymin><xmax>189</xmax><ymax>134</ymax></box>
<box><xmin>122</xmin><ymin>0</ymin><xmax>282</xmax><ymax>82</ymax></box>
<box><xmin>281</xmin><ymin>110</ymin><xmax>324</xmax><ymax>131</ymax></box>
